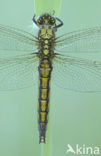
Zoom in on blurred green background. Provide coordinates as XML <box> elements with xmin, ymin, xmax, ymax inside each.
<box><xmin>0</xmin><ymin>0</ymin><xmax>101</xmax><ymax>156</ymax></box>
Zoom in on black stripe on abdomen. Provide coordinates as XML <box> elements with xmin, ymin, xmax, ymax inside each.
<box><xmin>38</xmin><ymin>58</ymin><xmax>52</xmax><ymax>143</ymax></box>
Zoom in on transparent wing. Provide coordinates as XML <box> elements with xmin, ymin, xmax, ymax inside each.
<box><xmin>0</xmin><ymin>24</ymin><xmax>38</xmax><ymax>56</ymax></box>
<box><xmin>0</xmin><ymin>54</ymin><xmax>39</xmax><ymax>90</ymax></box>
<box><xmin>52</xmin><ymin>54</ymin><xmax>101</xmax><ymax>92</ymax></box>
<box><xmin>55</xmin><ymin>26</ymin><xmax>101</xmax><ymax>54</ymax></box>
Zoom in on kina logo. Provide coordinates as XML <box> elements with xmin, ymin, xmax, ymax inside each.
<box><xmin>66</xmin><ymin>144</ymin><xmax>100</xmax><ymax>155</ymax></box>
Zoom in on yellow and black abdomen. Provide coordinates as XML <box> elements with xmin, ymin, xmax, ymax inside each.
<box><xmin>38</xmin><ymin>58</ymin><xmax>52</xmax><ymax>143</ymax></box>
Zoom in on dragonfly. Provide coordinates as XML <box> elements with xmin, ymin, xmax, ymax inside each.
<box><xmin>0</xmin><ymin>13</ymin><xmax>101</xmax><ymax>143</ymax></box>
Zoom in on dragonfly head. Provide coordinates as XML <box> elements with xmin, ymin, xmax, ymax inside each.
<box><xmin>33</xmin><ymin>13</ymin><xmax>56</xmax><ymax>27</ymax></box>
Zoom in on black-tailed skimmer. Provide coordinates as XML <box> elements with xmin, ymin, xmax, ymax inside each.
<box><xmin>0</xmin><ymin>13</ymin><xmax>101</xmax><ymax>143</ymax></box>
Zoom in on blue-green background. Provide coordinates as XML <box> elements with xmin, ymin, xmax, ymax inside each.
<box><xmin>0</xmin><ymin>0</ymin><xmax>101</xmax><ymax>156</ymax></box>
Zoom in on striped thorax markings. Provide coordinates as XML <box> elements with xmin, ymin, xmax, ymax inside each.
<box><xmin>38</xmin><ymin>28</ymin><xmax>55</xmax><ymax>57</ymax></box>
<box><xmin>38</xmin><ymin>58</ymin><xmax>52</xmax><ymax>143</ymax></box>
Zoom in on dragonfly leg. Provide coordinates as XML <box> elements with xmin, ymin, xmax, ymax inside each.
<box><xmin>53</xmin><ymin>17</ymin><xmax>63</xmax><ymax>31</ymax></box>
<box><xmin>32</xmin><ymin>14</ymin><xmax>38</xmax><ymax>26</ymax></box>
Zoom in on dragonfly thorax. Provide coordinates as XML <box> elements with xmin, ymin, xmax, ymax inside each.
<box><xmin>37</xmin><ymin>39</ymin><xmax>55</xmax><ymax>59</ymax></box>
<box><xmin>37</xmin><ymin>24</ymin><xmax>55</xmax><ymax>59</ymax></box>
<box><xmin>38</xmin><ymin>28</ymin><xmax>55</xmax><ymax>39</ymax></box>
